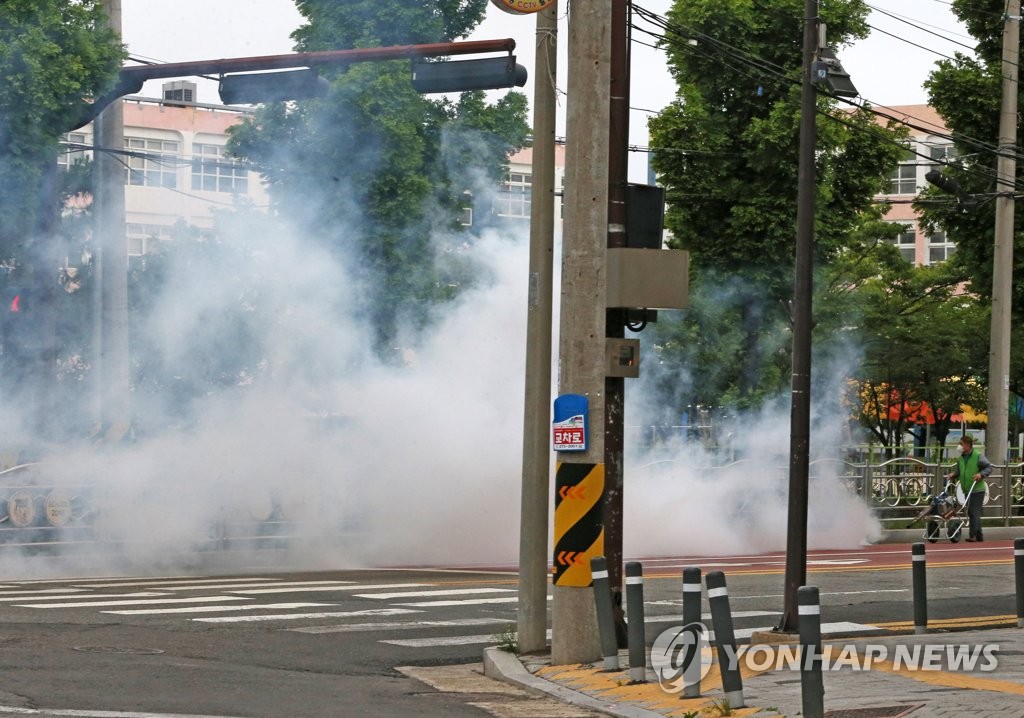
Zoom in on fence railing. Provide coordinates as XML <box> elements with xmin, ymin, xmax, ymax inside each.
<box><xmin>632</xmin><ymin>457</ymin><xmax>1024</xmax><ymax>531</ymax></box>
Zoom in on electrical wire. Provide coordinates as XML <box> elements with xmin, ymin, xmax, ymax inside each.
<box><xmin>630</xmin><ymin>3</ymin><xmax>1024</xmax><ymax>193</ymax></box>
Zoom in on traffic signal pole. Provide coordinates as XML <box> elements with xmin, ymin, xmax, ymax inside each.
<box><xmin>94</xmin><ymin>0</ymin><xmax>131</xmax><ymax>440</ymax></box>
<box><xmin>517</xmin><ymin>1</ymin><xmax>558</xmax><ymax>656</ymax></box>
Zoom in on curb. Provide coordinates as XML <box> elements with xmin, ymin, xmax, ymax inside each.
<box><xmin>879</xmin><ymin>527</ymin><xmax>1022</xmax><ymax>543</ymax></box>
<box><xmin>482</xmin><ymin>647</ymin><xmax>665</xmax><ymax>718</ymax></box>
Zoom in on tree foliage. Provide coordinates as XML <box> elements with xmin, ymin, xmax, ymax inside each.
<box><xmin>826</xmin><ymin>241</ymin><xmax>988</xmax><ymax>452</ymax></box>
<box><xmin>227</xmin><ymin>0</ymin><xmax>529</xmax><ymax>355</ymax></box>
<box><xmin>919</xmin><ymin>0</ymin><xmax>1024</xmax><ymax>407</ymax></box>
<box><xmin>644</xmin><ymin>0</ymin><xmax>907</xmax><ymax>413</ymax></box>
<box><xmin>0</xmin><ymin>0</ymin><xmax>123</xmax><ymax>264</ymax></box>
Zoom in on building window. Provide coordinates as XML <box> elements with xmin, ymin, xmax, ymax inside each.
<box><xmin>126</xmin><ymin>223</ymin><xmax>172</xmax><ymax>257</ymax></box>
<box><xmin>927</xmin><ymin>231</ymin><xmax>956</xmax><ymax>264</ymax></box>
<box><xmin>458</xmin><ymin>190</ymin><xmax>473</xmax><ymax>226</ymax></box>
<box><xmin>495</xmin><ymin>172</ymin><xmax>531</xmax><ymax>218</ymax></box>
<box><xmin>191</xmin><ymin>143</ymin><xmax>248</xmax><ymax>193</ymax></box>
<box><xmin>887</xmin><ymin>224</ymin><xmax>917</xmax><ymax>263</ymax></box>
<box><xmin>125</xmin><ymin>137</ymin><xmax>179</xmax><ymax>188</ymax></box>
<box><xmin>888</xmin><ymin>154</ymin><xmax>918</xmax><ymax>195</ymax></box>
<box><xmin>58</xmin><ymin>132</ymin><xmax>90</xmax><ymax>171</ymax></box>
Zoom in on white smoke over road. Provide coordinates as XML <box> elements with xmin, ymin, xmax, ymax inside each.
<box><xmin>0</xmin><ymin>209</ymin><xmax>877</xmax><ymax>579</ymax></box>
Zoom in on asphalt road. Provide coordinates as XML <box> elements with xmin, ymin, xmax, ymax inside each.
<box><xmin>0</xmin><ymin>541</ymin><xmax>1014</xmax><ymax>718</ymax></box>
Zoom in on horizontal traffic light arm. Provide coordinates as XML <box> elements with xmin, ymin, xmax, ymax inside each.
<box><xmin>71</xmin><ymin>38</ymin><xmax>517</xmax><ymax>129</ymax></box>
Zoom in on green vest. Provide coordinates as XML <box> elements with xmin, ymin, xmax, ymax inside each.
<box><xmin>957</xmin><ymin>450</ymin><xmax>987</xmax><ymax>493</ymax></box>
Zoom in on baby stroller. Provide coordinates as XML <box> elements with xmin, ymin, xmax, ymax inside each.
<box><xmin>906</xmin><ymin>484</ymin><xmax>967</xmax><ymax>543</ymax></box>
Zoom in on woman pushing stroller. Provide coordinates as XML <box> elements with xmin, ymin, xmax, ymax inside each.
<box><xmin>946</xmin><ymin>435</ymin><xmax>992</xmax><ymax>543</ymax></box>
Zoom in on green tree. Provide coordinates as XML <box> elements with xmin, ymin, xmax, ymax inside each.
<box><xmin>919</xmin><ymin>0</ymin><xmax>1024</xmax><ymax>406</ymax></box>
<box><xmin>826</xmin><ymin>241</ymin><xmax>987</xmax><ymax>455</ymax></box>
<box><xmin>226</xmin><ymin>0</ymin><xmax>529</xmax><ymax>356</ymax></box>
<box><xmin>0</xmin><ymin>0</ymin><xmax>123</xmax><ymax>263</ymax></box>
<box><xmin>644</xmin><ymin>0</ymin><xmax>907</xmax><ymax>415</ymax></box>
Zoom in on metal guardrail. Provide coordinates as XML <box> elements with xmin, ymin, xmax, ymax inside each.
<box><xmin>631</xmin><ymin>457</ymin><xmax>1024</xmax><ymax>531</ymax></box>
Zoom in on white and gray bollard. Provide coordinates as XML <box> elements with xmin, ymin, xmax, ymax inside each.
<box><xmin>625</xmin><ymin>561</ymin><xmax>647</xmax><ymax>682</ymax></box>
<box><xmin>682</xmin><ymin>567</ymin><xmax>702</xmax><ymax>697</ymax></box>
<box><xmin>705</xmin><ymin>570</ymin><xmax>744</xmax><ymax>708</ymax></box>
<box><xmin>1015</xmin><ymin>538</ymin><xmax>1024</xmax><ymax>628</ymax></box>
<box><xmin>590</xmin><ymin>556</ymin><xmax>621</xmax><ymax>670</ymax></box>
<box><xmin>912</xmin><ymin>542</ymin><xmax>927</xmax><ymax>635</ymax></box>
<box><xmin>798</xmin><ymin>586</ymin><xmax>825</xmax><ymax>718</ymax></box>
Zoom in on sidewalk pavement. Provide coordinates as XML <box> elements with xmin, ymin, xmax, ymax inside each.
<box><xmin>484</xmin><ymin>625</ymin><xmax>1024</xmax><ymax>717</ymax></box>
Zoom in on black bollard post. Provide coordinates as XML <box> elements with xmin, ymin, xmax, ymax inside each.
<box><xmin>682</xmin><ymin>567</ymin><xmax>702</xmax><ymax>698</ymax></box>
<box><xmin>912</xmin><ymin>542</ymin><xmax>927</xmax><ymax>635</ymax></box>
<box><xmin>705</xmin><ymin>570</ymin><xmax>744</xmax><ymax>708</ymax></box>
<box><xmin>1015</xmin><ymin>538</ymin><xmax>1024</xmax><ymax>628</ymax></box>
<box><xmin>798</xmin><ymin>586</ymin><xmax>824</xmax><ymax>718</ymax></box>
<box><xmin>590</xmin><ymin>556</ymin><xmax>620</xmax><ymax>670</ymax></box>
<box><xmin>625</xmin><ymin>562</ymin><xmax>647</xmax><ymax>682</ymax></box>
<box><xmin>589</xmin><ymin>557</ymin><xmax>618</xmax><ymax>667</ymax></box>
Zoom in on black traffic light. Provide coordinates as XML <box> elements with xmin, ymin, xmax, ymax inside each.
<box><xmin>411</xmin><ymin>56</ymin><xmax>527</xmax><ymax>94</ymax></box>
<box><xmin>219</xmin><ymin>69</ymin><xmax>329</xmax><ymax>105</ymax></box>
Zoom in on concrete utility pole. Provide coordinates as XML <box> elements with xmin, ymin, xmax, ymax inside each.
<box><xmin>517</xmin><ymin>1</ymin><xmax>557</xmax><ymax>656</ymax></box>
<box><xmin>552</xmin><ymin>1</ymin><xmax>612</xmax><ymax>665</ymax></box>
<box><xmin>778</xmin><ymin>0</ymin><xmax>819</xmax><ymax>634</ymax></box>
<box><xmin>986</xmin><ymin>0</ymin><xmax>1020</xmax><ymax>464</ymax></box>
<box><xmin>94</xmin><ymin>0</ymin><xmax>131</xmax><ymax>438</ymax></box>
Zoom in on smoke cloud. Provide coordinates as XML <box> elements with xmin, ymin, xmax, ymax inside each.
<box><xmin>0</xmin><ymin>173</ymin><xmax>876</xmax><ymax>581</ymax></box>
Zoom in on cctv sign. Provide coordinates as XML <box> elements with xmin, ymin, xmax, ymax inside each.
<box><xmin>490</xmin><ymin>0</ymin><xmax>553</xmax><ymax>14</ymax></box>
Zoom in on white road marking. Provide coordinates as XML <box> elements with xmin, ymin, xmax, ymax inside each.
<box><xmin>124</xmin><ymin>581</ymin><xmax>357</xmax><ymax>592</ymax></box>
<box><xmin>395</xmin><ymin>597</ymin><xmax>523</xmax><ymax>607</ymax></box>
<box><xmin>289</xmin><ymin>617</ymin><xmax>510</xmax><ymax>634</ymax></box>
<box><xmin>643</xmin><ymin>610</ymin><xmax>778</xmax><ymax>623</ymax></box>
<box><xmin>72</xmin><ymin>577</ymin><xmax>280</xmax><ymax>589</ymax></box>
<box><xmin>192</xmin><ymin>608</ymin><xmax>422</xmax><ymax>623</ymax></box>
<box><xmin>103</xmin><ymin>603</ymin><xmax>336</xmax><ymax>615</ymax></box>
<box><xmin>16</xmin><ymin>596</ymin><xmax>251</xmax><ymax>609</ymax></box>
<box><xmin>734</xmin><ymin>622</ymin><xmax>880</xmax><ymax>640</ymax></box>
<box><xmin>230</xmin><ymin>583</ymin><xmax>432</xmax><ymax>595</ymax></box>
<box><xmin>0</xmin><ymin>704</ymin><xmax>245</xmax><ymax>717</ymax></box>
<box><xmin>354</xmin><ymin>588</ymin><xmax>514</xmax><ymax>600</ymax></box>
<box><xmin>0</xmin><ymin>592</ymin><xmax>167</xmax><ymax>603</ymax></box>
<box><xmin>382</xmin><ymin>630</ymin><xmax>552</xmax><ymax>648</ymax></box>
<box><xmin>0</xmin><ymin>588</ymin><xmax>89</xmax><ymax>596</ymax></box>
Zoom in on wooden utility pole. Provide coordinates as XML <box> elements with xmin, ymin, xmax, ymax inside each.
<box><xmin>94</xmin><ymin>0</ymin><xmax>131</xmax><ymax>438</ymax></box>
<box><xmin>517</xmin><ymin>1</ymin><xmax>558</xmax><ymax>656</ymax></box>
<box><xmin>986</xmin><ymin>0</ymin><xmax>1019</xmax><ymax>464</ymax></box>
<box><xmin>552</xmin><ymin>1</ymin><xmax>611</xmax><ymax>665</ymax></box>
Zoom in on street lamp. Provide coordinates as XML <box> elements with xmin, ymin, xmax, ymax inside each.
<box><xmin>778</xmin><ymin>0</ymin><xmax>858</xmax><ymax>634</ymax></box>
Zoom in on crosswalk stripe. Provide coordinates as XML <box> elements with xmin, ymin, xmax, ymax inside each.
<box><xmin>16</xmin><ymin>596</ymin><xmax>252</xmax><ymax>609</ymax></box>
<box><xmin>103</xmin><ymin>603</ymin><xmax>336</xmax><ymax>615</ymax></box>
<box><xmin>229</xmin><ymin>583</ymin><xmax>432</xmax><ymax>595</ymax></box>
<box><xmin>72</xmin><ymin>577</ymin><xmax>282</xmax><ymax>589</ymax></box>
<box><xmin>289</xmin><ymin>617</ymin><xmax>511</xmax><ymax>634</ymax></box>
<box><xmin>191</xmin><ymin>608</ymin><xmax>422</xmax><ymax>623</ymax></box>
<box><xmin>0</xmin><ymin>588</ymin><xmax>89</xmax><ymax>597</ymax></box>
<box><xmin>121</xmin><ymin>581</ymin><xmax>358</xmax><ymax>592</ymax></box>
<box><xmin>354</xmin><ymin>588</ymin><xmax>514</xmax><ymax>600</ymax></box>
<box><xmin>395</xmin><ymin>597</ymin><xmax>521</xmax><ymax>607</ymax></box>
<box><xmin>644</xmin><ymin>610</ymin><xmax>778</xmax><ymax>623</ymax></box>
<box><xmin>0</xmin><ymin>592</ymin><xmax>166</xmax><ymax>603</ymax></box>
